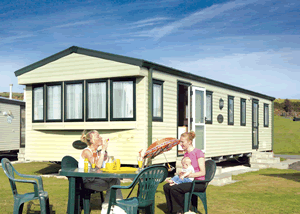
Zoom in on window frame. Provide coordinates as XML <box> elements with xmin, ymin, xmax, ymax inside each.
<box><xmin>240</xmin><ymin>98</ymin><xmax>246</xmax><ymax>126</ymax></box>
<box><xmin>64</xmin><ymin>80</ymin><xmax>84</xmax><ymax>122</ymax></box>
<box><xmin>264</xmin><ymin>103</ymin><xmax>269</xmax><ymax>127</ymax></box>
<box><xmin>205</xmin><ymin>91</ymin><xmax>213</xmax><ymax>124</ymax></box>
<box><xmin>32</xmin><ymin>84</ymin><xmax>45</xmax><ymax>123</ymax></box>
<box><xmin>228</xmin><ymin>95</ymin><xmax>234</xmax><ymax>125</ymax></box>
<box><xmin>45</xmin><ymin>82</ymin><xmax>63</xmax><ymax>122</ymax></box>
<box><xmin>152</xmin><ymin>79</ymin><xmax>164</xmax><ymax>122</ymax></box>
<box><xmin>85</xmin><ymin>79</ymin><xmax>108</xmax><ymax>122</ymax></box>
<box><xmin>110</xmin><ymin>78</ymin><xmax>136</xmax><ymax>121</ymax></box>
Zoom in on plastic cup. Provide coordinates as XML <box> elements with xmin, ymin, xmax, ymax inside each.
<box><xmin>115</xmin><ymin>159</ymin><xmax>121</xmax><ymax>170</ymax></box>
<box><xmin>106</xmin><ymin>163</ymin><xmax>114</xmax><ymax>171</ymax></box>
<box><xmin>137</xmin><ymin>157</ymin><xmax>143</xmax><ymax>169</ymax></box>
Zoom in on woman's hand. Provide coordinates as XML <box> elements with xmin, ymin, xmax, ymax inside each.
<box><xmin>102</xmin><ymin>140</ymin><xmax>108</xmax><ymax>151</ymax></box>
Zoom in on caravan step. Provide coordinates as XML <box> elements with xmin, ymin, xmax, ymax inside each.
<box><xmin>250</xmin><ymin>157</ymin><xmax>280</xmax><ymax>164</ymax></box>
<box><xmin>250</xmin><ymin>163</ymin><xmax>271</xmax><ymax>169</ymax></box>
<box><xmin>251</xmin><ymin>152</ymin><xmax>274</xmax><ymax>159</ymax></box>
<box><xmin>210</xmin><ymin>173</ymin><xmax>236</xmax><ymax>186</ymax></box>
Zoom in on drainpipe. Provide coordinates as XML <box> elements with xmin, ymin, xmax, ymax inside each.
<box><xmin>9</xmin><ymin>84</ymin><xmax>13</xmax><ymax>99</ymax></box>
<box><xmin>147</xmin><ymin>67</ymin><xmax>153</xmax><ymax>166</ymax></box>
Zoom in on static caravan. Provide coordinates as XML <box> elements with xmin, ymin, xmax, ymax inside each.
<box><xmin>0</xmin><ymin>97</ymin><xmax>25</xmax><ymax>155</ymax></box>
<box><xmin>14</xmin><ymin>46</ymin><xmax>275</xmax><ymax>165</ymax></box>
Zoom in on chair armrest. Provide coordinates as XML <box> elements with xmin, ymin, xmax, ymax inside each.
<box><xmin>13</xmin><ymin>179</ymin><xmax>40</xmax><ymax>197</ymax></box>
<box><xmin>110</xmin><ymin>184</ymin><xmax>131</xmax><ymax>190</ymax></box>
<box><xmin>15</xmin><ymin>171</ymin><xmax>45</xmax><ymax>192</ymax></box>
<box><xmin>193</xmin><ymin>179</ymin><xmax>210</xmax><ymax>184</ymax></box>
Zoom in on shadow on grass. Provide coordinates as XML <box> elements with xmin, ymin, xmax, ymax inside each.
<box><xmin>26</xmin><ymin>201</ymin><xmax>56</xmax><ymax>214</ymax></box>
<box><xmin>156</xmin><ymin>203</ymin><xmax>169</xmax><ymax>213</ymax></box>
<box><xmin>261</xmin><ymin>172</ymin><xmax>300</xmax><ymax>182</ymax></box>
<box><xmin>35</xmin><ymin>163</ymin><xmax>61</xmax><ymax>175</ymax></box>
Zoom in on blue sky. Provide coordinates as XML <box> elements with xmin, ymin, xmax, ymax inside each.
<box><xmin>1</xmin><ymin>0</ymin><xmax>299</xmax><ymax>99</ymax></box>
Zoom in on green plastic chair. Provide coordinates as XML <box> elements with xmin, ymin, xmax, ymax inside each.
<box><xmin>184</xmin><ymin>160</ymin><xmax>216</xmax><ymax>214</ymax></box>
<box><xmin>107</xmin><ymin>165</ymin><xmax>168</xmax><ymax>214</ymax></box>
<box><xmin>61</xmin><ymin>155</ymin><xmax>104</xmax><ymax>214</ymax></box>
<box><xmin>1</xmin><ymin>158</ymin><xmax>50</xmax><ymax>214</ymax></box>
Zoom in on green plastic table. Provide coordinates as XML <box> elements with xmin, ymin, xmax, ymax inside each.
<box><xmin>59</xmin><ymin>167</ymin><xmax>140</xmax><ymax>214</ymax></box>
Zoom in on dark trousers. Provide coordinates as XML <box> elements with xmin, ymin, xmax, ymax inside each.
<box><xmin>163</xmin><ymin>182</ymin><xmax>206</xmax><ymax>213</ymax></box>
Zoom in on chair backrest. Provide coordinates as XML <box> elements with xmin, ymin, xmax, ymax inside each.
<box><xmin>133</xmin><ymin>165</ymin><xmax>168</xmax><ymax>207</ymax></box>
<box><xmin>61</xmin><ymin>155</ymin><xmax>78</xmax><ymax>169</ymax></box>
<box><xmin>1</xmin><ymin>158</ymin><xmax>18</xmax><ymax>196</ymax></box>
<box><xmin>204</xmin><ymin>160</ymin><xmax>217</xmax><ymax>188</ymax></box>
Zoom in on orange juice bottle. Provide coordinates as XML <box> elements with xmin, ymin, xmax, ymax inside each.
<box><xmin>84</xmin><ymin>158</ymin><xmax>89</xmax><ymax>172</ymax></box>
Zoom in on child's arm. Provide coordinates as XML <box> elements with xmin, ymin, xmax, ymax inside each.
<box><xmin>179</xmin><ymin>169</ymin><xmax>192</xmax><ymax>180</ymax></box>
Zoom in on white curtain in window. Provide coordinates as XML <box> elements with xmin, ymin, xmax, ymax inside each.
<box><xmin>113</xmin><ymin>81</ymin><xmax>133</xmax><ymax>118</ymax></box>
<box><xmin>265</xmin><ymin>106</ymin><xmax>269</xmax><ymax>125</ymax></box>
<box><xmin>34</xmin><ymin>87</ymin><xmax>43</xmax><ymax>120</ymax></box>
<box><xmin>66</xmin><ymin>84</ymin><xmax>82</xmax><ymax>119</ymax></box>
<box><xmin>242</xmin><ymin>101</ymin><xmax>246</xmax><ymax>124</ymax></box>
<box><xmin>229</xmin><ymin>99</ymin><xmax>234</xmax><ymax>122</ymax></box>
<box><xmin>88</xmin><ymin>82</ymin><xmax>106</xmax><ymax>119</ymax></box>
<box><xmin>153</xmin><ymin>84</ymin><xmax>162</xmax><ymax>117</ymax></box>
<box><xmin>47</xmin><ymin>85</ymin><xmax>61</xmax><ymax>120</ymax></box>
<box><xmin>206</xmin><ymin>94</ymin><xmax>212</xmax><ymax>121</ymax></box>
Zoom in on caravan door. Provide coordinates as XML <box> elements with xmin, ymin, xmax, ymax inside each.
<box><xmin>192</xmin><ymin>86</ymin><xmax>206</xmax><ymax>152</ymax></box>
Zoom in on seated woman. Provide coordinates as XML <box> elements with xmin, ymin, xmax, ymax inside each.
<box><xmin>79</xmin><ymin>130</ymin><xmax>125</xmax><ymax>214</ymax></box>
<box><xmin>163</xmin><ymin>131</ymin><xmax>206</xmax><ymax>214</ymax></box>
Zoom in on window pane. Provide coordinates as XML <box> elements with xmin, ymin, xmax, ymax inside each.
<box><xmin>265</xmin><ymin>105</ymin><xmax>269</xmax><ymax>126</ymax></box>
<box><xmin>66</xmin><ymin>83</ymin><xmax>83</xmax><ymax>119</ymax></box>
<box><xmin>88</xmin><ymin>82</ymin><xmax>106</xmax><ymax>119</ymax></box>
<box><xmin>153</xmin><ymin>83</ymin><xmax>162</xmax><ymax>117</ymax></box>
<box><xmin>113</xmin><ymin>81</ymin><xmax>133</xmax><ymax>118</ymax></box>
<box><xmin>229</xmin><ymin>98</ymin><xmax>234</xmax><ymax>123</ymax></box>
<box><xmin>242</xmin><ymin>101</ymin><xmax>246</xmax><ymax>124</ymax></box>
<box><xmin>206</xmin><ymin>94</ymin><xmax>212</xmax><ymax>121</ymax></box>
<box><xmin>33</xmin><ymin>87</ymin><xmax>43</xmax><ymax>120</ymax></box>
<box><xmin>195</xmin><ymin>126</ymin><xmax>204</xmax><ymax>150</ymax></box>
<box><xmin>195</xmin><ymin>90</ymin><xmax>204</xmax><ymax>123</ymax></box>
<box><xmin>47</xmin><ymin>85</ymin><xmax>61</xmax><ymax>120</ymax></box>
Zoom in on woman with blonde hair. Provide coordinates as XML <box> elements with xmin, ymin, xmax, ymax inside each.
<box><xmin>79</xmin><ymin>130</ymin><xmax>125</xmax><ymax>214</ymax></box>
<box><xmin>163</xmin><ymin>131</ymin><xmax>206</xmax><ymax>214</ymax></box>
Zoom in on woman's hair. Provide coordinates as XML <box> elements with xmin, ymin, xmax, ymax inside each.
<box><xmin>181</xmin><ymin>131</ymin><xmax>196</xmax><ymax>142</ymax></box>
<box><xmin>81</xmin><ymin>130</ymin><xmax>99</xmax><ymax>146</ymax></box>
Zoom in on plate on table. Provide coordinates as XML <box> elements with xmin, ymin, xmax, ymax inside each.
<box><xmin>101</xmin><ymin>167</ymin><xmax>138</xmax><ymax>173</ymax></box>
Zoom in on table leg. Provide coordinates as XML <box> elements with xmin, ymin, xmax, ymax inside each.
<box><xmin>68</xmin><ymin>177</ymin><xmax>76</xmax><ymax>214</ymax></box>
<box><xmin>68</xmin><ymin>177</ymin><xmax>81</xmax><ymax>214</ymax></box>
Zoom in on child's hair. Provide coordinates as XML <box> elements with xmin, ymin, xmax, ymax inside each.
<box><xmin>181</xmin><ymin>131</ymin><xmax>196</xmax><ymax>142</ymax></box>
<box><xmin>182</xmin><ymin>157</ymin><xmax>192</xmax><ymax>165</ymax></box>
<box><xmin>80</xmin><ymin>130</ymin><xmax>99</xmax><ymax>146</ymax></box>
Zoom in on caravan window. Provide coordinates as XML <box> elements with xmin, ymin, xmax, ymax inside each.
<box><xmin>64</xmin><ymin>81</ymin><xmax>84</xmax><ymax>122</ymax></box>
<box><xmin>264</xmin><ymin>103</ymin><xmax>269</xmax><ymax>127</ymax></box>
<box><xmin>86</xmin><ymin>79</ymin><xmax>108</xmax><ymax>121</ymax></box>
<box><xmin>110</xmin><ymin>78</ymin><xmax>136</xmax><ymax>121</ymax></box>
<box><xmin>153</xmin><ymin>79</ymin><xmax>164</xmax><ymax>122</ymax></box>
<box><xmin>206</xmin><ymin>91</ymin><xmax>213</xmax><ymax>124</ymax></box>
<box><xmin>46</xmin><ymin>83</ymin><xmax>62</xmax><ymax>122</ymax></box>
<box><xmin>240</xmin><ymin>98</ymin><xmax>246</xmax><ymax>126</ymax></box>
<box><xmin>228</xmin><ymin>95</ymin><xmax>234</xmax><ymax>125</ymax></box>
<box><xmin>32</xmin><ymin>85</ymin><xmax>44</xmax><ymax>122</ymax></box>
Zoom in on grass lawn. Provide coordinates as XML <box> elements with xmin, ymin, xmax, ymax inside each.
<box><xmin>1</xmin><ymin>162</ymin><xmax>300</xmax><ymax>214</ymax></box>
<box><xmin>274</xmin><ymin>115</ymin><xmax>300</xmax><ymax>155</ymax></box>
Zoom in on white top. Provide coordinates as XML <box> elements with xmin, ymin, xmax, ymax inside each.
<box><xmin>182</xmin><ymin>165</ymin><xmax>195</xmax><ymax>181</ymax></box>
<box><xmin>78</xmin><ymin>147</ymin><xmax>106</xmax><ymax>169</ymax></box>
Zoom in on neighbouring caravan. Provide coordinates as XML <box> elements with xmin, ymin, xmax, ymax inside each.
<box><xmin>14</xmin><ymin>46</ymin><xmax>275</xmax><ymax>165</ymax></box>
<box><xmin>0</xmin><ymin>97</ymin><xmax>25</xmax><ymax>155</ymax></box>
